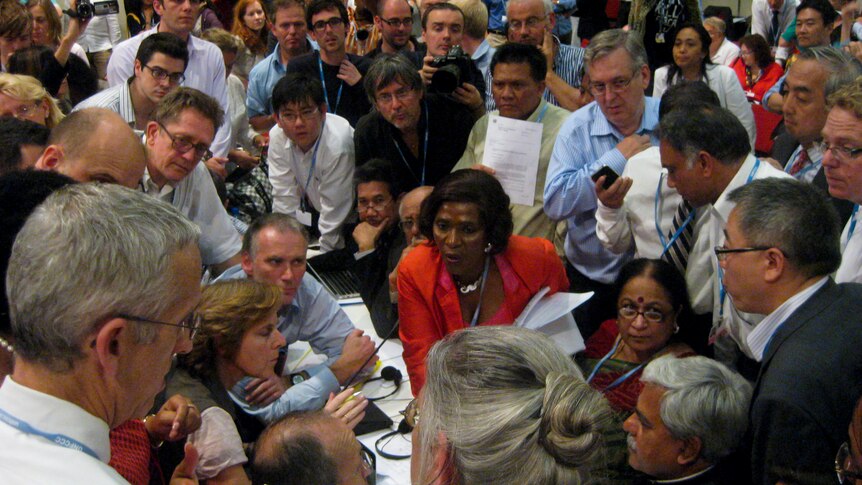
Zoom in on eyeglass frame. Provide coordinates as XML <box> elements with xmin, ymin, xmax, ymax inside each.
<box><xmin>401</xmin><ymin>398</ymin><xmax>420</xmax><ymax>429</ymax></box>
<box><xmin>143</xmin><ymin>64</ymin><xmax>186</xmax><ymax>85</ymax></box>
<box><xmin>587</xmin><ymin>70</ymin><xmax>639</xmax><ymax>96</ymax></box>
<box><xmin>380</xmin><ymin>16</ymin><xmax>413</xmax><ymax>27</ymax></box>
<box><xmin>816</xmin><ymin>141</ymin><xmax>862</xmax><ymax>163</ymax></box>
<box><xmin>617</xmin><ymin>304</ymin><xmax>668</xmax><ymax>324</ymax></box>
<box><xmin>356</xmin><ymin>196</ymin><xmax>394</xmax><ymax>213</ymax></box>
<box><xmin>311</xmin><ymin>16</ymin><xmax>345</xmax><ymax>32</ymax></box>
<box><xmin>6</xmin><ymin>100</ymin><xmax>42</xmax><ymax>120</ymax></box>
<box><xmin>374</xmin><ymin>86</ymin><xmax>417</xmax><ymax>106</ymax></box>
<box><xmin>156</xmin><ymin>121</ymin><xmax>213</xmax><ymax>162</ymax></box>
<box><xmin>117</xmin><ymin>312</ymin><xmax>201</xmax><ymax>340</ymax></box>
<box><xmin>508</xmin><ymin>14</ymin><xmax>549</xmax><ymax>30</ymax></box>
<box><xmin>836</xmin><ymin>441</ymin><xmax>862</xmax><ymax>485</ymax></box>
<box><xmin>277</xmin><ymin>106</ymin><xmax>320</xmax><ymax>124</ymax></box>
<box><xmin>713</xmin><ymin>245</ymin><xmax>772</xmax><ymax>261</ymax></box>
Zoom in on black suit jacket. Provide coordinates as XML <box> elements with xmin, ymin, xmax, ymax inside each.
<box><xmin>749</xmin><ymin>280</ymin><xmax>862</xmax><ymax>485</ymax></box>
<box><xmin>771</xmin><ymin>133</ymin><xmax>854</xmax><ymax>225</ymax></box>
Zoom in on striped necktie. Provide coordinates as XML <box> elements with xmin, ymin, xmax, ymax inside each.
<box><xmin>663</xmin><ymin>200</ymin><xmax>695</xmax><ymax>274</ymax></box>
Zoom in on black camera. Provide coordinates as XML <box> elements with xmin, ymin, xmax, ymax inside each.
<box><xmin>67</xmin><ymin>0</ymin><xmax>119</xmax><ymax>20</ymax></box>
<box><xmin>429</xmin><ymin>45</ymin><xmax>471</xmax><ymax>94</ymax></box>
<box><xmin>356</xmin><ymin>28</ymin><xmax>370</xmax><ymax>41</ymax></box>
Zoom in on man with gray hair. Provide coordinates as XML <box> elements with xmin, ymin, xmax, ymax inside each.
<box><xmin>544</xmin><ymin>28</ymin><xmax>657</xmax><ymax>337</ymax></box>
<box><xmin>658</xmin><ymin>104</ymin><xmax>790</xmax><ymax>368</ymax></box>
<box><xmin>770</xmin><ymin>46</ymin><xmax>860</xmax><ymax>224</ymax></box>
<box><xmin>717</xmin><ymin>178</ymin><xmax>862</xmax><ymax>484</ymax></box>
<box><xmin>0</xmin><ymin>184</ymin><xmax>201</xmax><ymax>483</ymax></box>
<box><xmin>623</xmin><ymin>355</ymin><xmax>752</xmax><ymax>483</ymax></box>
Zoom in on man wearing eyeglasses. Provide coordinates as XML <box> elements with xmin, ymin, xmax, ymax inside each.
<box><xmin>107</xmin><ymin>0</ymin><xmax>232</xmax><ymax>160</ymax></box>
<box><xmin>490</xmin><ymin>0</ymin><xmax>587</xmax><ymax>112</ymax></box>
<box><xmin>367</xmin><ymin>0</ymin><xmax>419</xmax><ymax>58</ymax></box>
<box><xmin>283</xmin><ymin>0</ymin><xmax>372</xmax><ymax>127</ymax></box>
<box><xmin>716</xmin><ymin>177</ymin><xmax>862</xmax><ymax>485</ymax></box>
<box><xmin>0</xmin><ymin>183</ymin><xmax>201</xmax><ymax>483</ymax></box>
<box><xmin>269</xmin><ymin>74</ymin><xmax>355</xmax><ymax>252</ymax></box>
<box><xmin>75</xmin><ymin>33</ymin><xmax>188</xmax><ymax>133</ymax></box>
<box><xmin>544</xmin><ymin>29</ymin><xmax>656</xmax><ymax>339</ymax></box>
<box><xmin>657</xmin><ymin>104</ymin><xmax>789</xmax><ymax>368</ymax></box>
<box><xmin>823</xmin><ymin>77</ymin><xmax>862</xmax><ymax>284</ymax></box>
<box><xmin>143</xmin><ymin>87</ymin><xmax>242</xmax><ymax>275</ymax></box>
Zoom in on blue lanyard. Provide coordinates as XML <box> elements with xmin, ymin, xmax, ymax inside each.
<box><xmin>391</xmin><ymin>101</ymin><xmax>429</xmax><ymax>185</ymax></box>
<box><xmin>535</xmin><ymin>103</ymin><xmax>549</xmax><ymax>124</ymax></box>
<box><xmin>784</xmin><ymin>147</ymin><xmax>820</xmax><ymax>179</ymax></box>
<box><xmin>717</xmin><ymin>159</ymin><xmax>762</xmax><ymax>318</ymax></box>
<box><xmin>318</xmin><ymin>56</ymin><xmax>343</xmax><ymax>115</ymax></box>
<box><xmin>0</xmin><ymin>407</ymin><xmax>101</xmax><ymax>460</ymax></box>
<box><xmin>585</xmin><ymin>338</ymin><xmax>647</xmax><ymax>393</ymax></box>
<box><xmin>848</xmin><ymin>205</ymin><xmax>860</xmax><ymax>245</ymax></box>
<box><xmin>468</xmin><ymin>256</ymin><xmax>492</xmax><ymax>327</ymax></box>
<box><xmin>653</xmin><ymin>172</ymin><xmax>697</xmax><ymax>255</ymax></box>
<box><xmin>300</xmin><ymin>122</ymin><xmax>325</xmax><ymax>212</ymax></box>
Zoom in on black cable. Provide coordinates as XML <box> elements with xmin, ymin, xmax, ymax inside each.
<box><xmin>343</xmin><ymin>322</ymin><xmax>400</xmax><ymax>389</ymax></box>
<box><xmin>374</xmin><ymin>418</ymin><xmax>413</xmax><ymax>460</ymax></box>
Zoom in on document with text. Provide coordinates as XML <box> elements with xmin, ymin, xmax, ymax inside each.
<box><xmin>481</xmin><ymin>115</ymin><xmax>542</xmax><ymax>206</ymax></box>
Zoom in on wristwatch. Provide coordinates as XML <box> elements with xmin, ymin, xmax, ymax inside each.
<box><xmin>290</xmin><ymin>371</ymin><xmax>311</xmax><ymax>386</ymax></box>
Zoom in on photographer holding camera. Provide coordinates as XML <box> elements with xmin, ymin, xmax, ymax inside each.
<box><xmin>411</xmin><ymin>3</ymin><xmax>485</xmax><ymax>118</ymax></box>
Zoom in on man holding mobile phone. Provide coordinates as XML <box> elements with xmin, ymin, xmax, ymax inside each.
<box><xmin>544</xmin><ymin>28</ymin><xmax>656</xmax><ymax>338</ymax></box>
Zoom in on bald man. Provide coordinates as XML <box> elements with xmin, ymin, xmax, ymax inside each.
<box><xmin>34</xmin><ymin>108</ymin><xmax>147</xmax><ymax>188</ymax></box>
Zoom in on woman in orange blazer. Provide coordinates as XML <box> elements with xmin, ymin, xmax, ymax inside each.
<box><xmin>397</xmin><ymin>170</ymin><xmax>569</xmax><ymax>395</ymax></box>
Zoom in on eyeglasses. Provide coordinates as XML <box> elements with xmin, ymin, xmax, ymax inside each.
<box><xmin>816</xmin><ymin>141</ymin><xmax>862</xmax><ymax>163</ymax></box>
<box><xmin>117</xmin><ymin>311</ymin><xmax>201</xmax><ymax>340</ymax></box>
<box><xmin>357</xmin><ymin>196</ymin><xmax>393</xmax><ymax>213</ymax></box>
<box><xmin>713</xmin><ymin>245</ymin><xmax>771</xmax><ymax>261</ymax></box>
<box><xmin>143</xmin><ymin>65</ymin><xmax>186</xmax><ymax>85</ymax></box>
<box><xmin>312</xmin><ymin>16</ymin><xmax>344</xmax><ymax>32</ymax></box>
<box><xmin>380</xmin><ymin>16</ymin><xmax>413</xmax><ymax>27</ymax></box>
<box><xmin>157</xmin><ymin>121</ymin><xmax>213</xmax><ymax>162</ymax></box>
<box><xmin>508</xmin><ymin>15</ymin><xmax>548</xmax><ymax>30</ymax></box>
<box><xmin>360</xmin><ymin>442</ymin><xmax>376</xmax><ymax>484</ymax></box>
<box><xmin>588</xmin><ymin>71</ymin><xmax>639</xmax><ymax>96</ymax></box>
<box><xmin>5</xmin><ymin>101</ymin><xmax>41</xmax><ymax>120</ymax></box>
<box><xmin>375</xmin><ymin>87</ymin><xmax>416</xmax><ymax>105</ymax></box>
<box><xmin>618</xmin><ymin>304</ymin><xmax>666</xmax><ymax>323</ymax></box>
<box><xmin>278</xmin><ymin>107</ymin><xmax>319</xmax><ymax>124</ymax></box>
<box><xmin>836</xmin><ymin>442</ymin><xmax>862</xmax><ymax>485</ymax></box>
<box><xmin>399</xmin><ymin>219</ymin><xmax>416</xmax><ymax>232</ymax></box>
<box><xmin>401</xmin><ymin>398</ymin><xmax>420</xmax><ymax>429</ymax></box>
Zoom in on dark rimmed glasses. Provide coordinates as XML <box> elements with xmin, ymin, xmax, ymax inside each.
<box><xmin>157</xmin><ymin>121</ymin><xmax>213</xmax><ymax>162</ymax></box>
<box><xmin>713</xmin><ymin>245</ymin><xmax>772</xmax><ymax>261</ymax></box>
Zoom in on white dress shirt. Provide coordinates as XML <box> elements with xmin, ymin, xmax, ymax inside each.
<box><xmin>595</xmin><ymin>146</ymin><xmax>714</xmax><ymax>315</ymax></box>
<box><xmin>747</xmin><ymin>276</ymin><xmax>830</xmax><ymax>361</ymax></box>
<box><xmin>268</xmin><ymin>113</ymin><xmax>355</xmax><ymax>252</ymax></box>
<box><xmin>836</xmin><ymin>205</ymin><xmax>862</xmax><ymax>283</ymax></box>
<box><xmin>76</xmin><ymin>14</ymin><xmax>122</xmax><ymax>53</ymax></box>
<box><xmin>751</xmin><ymin>0</ymin><xmax>799</xmax><ymax>46</ymax></box>
<box><xmin>107</xmin><ymin>26</ymin><xmax>232</xmax><ymax>158</ymax></box>
<box><xmin>784</xmin><ymin>143</ymin><xmax>824</xmax><ymax>184</ymax></box>
<box><xmin>712</xmin><ymin>38</ymin><xmax>740</xmax><ymax>66</ymax></box>
<box><xmin>0</xmin><ymin>377</ymin><xmax>127</xmax><ymax>484</ymax></box>
<box><xmin>708</xmin><ymin>154</ymin><xmax>793</xmax><ymax>359</ymax></box>
<box><xmin>141</xmin><ymin>163</ymin><xmax>242</xmax><ymax>265</ymax></box>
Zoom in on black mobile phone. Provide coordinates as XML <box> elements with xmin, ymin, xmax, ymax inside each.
<box><xmin>591</xmin><ymin>165</ymin><xmax>619</xmax><ymax>189</ymax></box>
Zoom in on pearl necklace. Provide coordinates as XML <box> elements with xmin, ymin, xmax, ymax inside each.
<box><xmin>0</xmin><ymin>335</ymin><xmax>13</xmax><ymax>354</ymax></box>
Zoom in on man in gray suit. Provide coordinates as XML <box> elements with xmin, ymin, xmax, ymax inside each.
<box><xmin>718</xmin><ymin>178</ymin><xmax>862</xmax><ymax>485</ymax></box>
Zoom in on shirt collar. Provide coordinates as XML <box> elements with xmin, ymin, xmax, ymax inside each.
<box><xmin>118</xmin><ymin>78</ymin><xmax>137</xmax><ymax>127</ymax></box>
<box><xmin>713</xmin><ymin>153</ymin><xmax>759</xmax><ymax>220</ymax></box>
<box><xmin>652</xmin><ymin>465</ymin><xmax>716</xmax><ymax>484</ymax></box>
<box><xmin>747</xmin><ymin>276</ymin><xmax>829</xmax><ymax>361</ymax></box>
<box><xmin>472</xmin><ymin>39</ymin><xmax>491</xmax><ymax>61</ymax></box>
<box><xmin>140</xmin><ymin>166</ymin><xmax>175</xmax><ymax>200</ymax></box>
<box><xmin>589</xmin><ymin>96</ymin><xmax>659</xmax><ymax>138</ymax></box>
<box><xmin>0</xmin><ymin>377</ymin><xmax>112</xmax><ymax>463</ymax></box>
<box><xmin>526</xmin><ymin>99</ymin><xmax>549</xmax><ymax>122</ymax></box>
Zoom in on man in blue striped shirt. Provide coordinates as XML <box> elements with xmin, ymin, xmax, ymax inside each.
<box><xmin>544</xmin><ymin>28</ymin><xmax>659</xmax><ymax>336</ymax></box>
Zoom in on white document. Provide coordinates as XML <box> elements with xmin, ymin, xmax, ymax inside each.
<box><xmin>481</xmin><ymin>114</ymin><xmax>542</xmax><ymax>206</ymax></box>
<box><xmin>514</xmin><ymin>288</ymin><xmax>593</xmax><ymax>355</ymax></box>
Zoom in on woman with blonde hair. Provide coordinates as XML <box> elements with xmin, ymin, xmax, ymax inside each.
<box><xmin>231</xmin><ymin>0</ymin><xmax>270</xmax><ymax>82</ymax></box>
<box><xmin>412</xmin><ymin>326</ymin><xmax>613</xmax><ymax>485</ymax></box>
<box><xmin>0</xmin><ymin>73</ymin><xmax>64</xmax><ymax>128</ymax></box>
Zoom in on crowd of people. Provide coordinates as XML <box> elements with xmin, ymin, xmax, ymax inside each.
<box><xmin>2</xmin><ymin>0</ymin><xmax>862</xmax><ymax>483</ymax></box>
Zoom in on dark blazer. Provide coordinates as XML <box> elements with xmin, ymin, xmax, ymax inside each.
<box><xmin>771</xmin><ymin>132</ymin><xmax>854</xmax><ymax>225</ymax></box>
<box><xmin>749</xmin><ymin>279</ymin><xmax>862</xmax><ymax>485</ymax></box>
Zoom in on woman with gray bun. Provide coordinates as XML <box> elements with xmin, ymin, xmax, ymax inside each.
<box><xmin>410</xmin><ymin>326</ymin><xmax>613</xmax><ymax>485</ymax></box>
